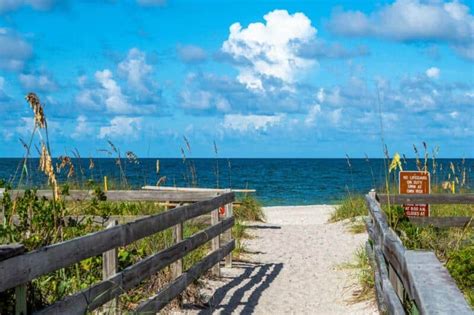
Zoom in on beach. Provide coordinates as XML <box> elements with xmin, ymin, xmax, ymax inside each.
<box><xmin>180</xmin><ymin>205</ymin><xmax>377</xmax><ymax>314</ymax></box>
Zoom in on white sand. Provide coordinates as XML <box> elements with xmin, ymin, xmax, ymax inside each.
<box><xmin>179</xmin><ymin>205</ymin><xmax>378</xmax><ymax>315</ymax></box>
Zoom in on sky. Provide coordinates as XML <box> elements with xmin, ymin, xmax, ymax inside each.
<box><xmin>0</xmin><ymin>0</ymin><xmax>473</xmax><ymax>158</ymax></box>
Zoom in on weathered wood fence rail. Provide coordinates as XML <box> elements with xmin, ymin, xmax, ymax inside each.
<box><xmin>365</xmin><ymin>190</ymin><xmax>473</xmax><ymax>315</ymax></box>
<box><xmin>0</xmin><ymin>189</ymin><xmax>236</xmax><ymax>314</ymax></box>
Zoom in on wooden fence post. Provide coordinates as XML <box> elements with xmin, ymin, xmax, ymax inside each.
<box><xmin>102</xmin><ymin>220</ymin><xmax>118</xmax><ymax>315</ymax></box>
<box><xmin>0</xmin><ymin>243</ymin><xmax>27</xmax><ymax>315</ymax></box>
<box><xmin>171</xmin><ymin>203</ymin><xmax>184</xmax><ymax>306</ymax></box>
<box><xmin>369</xmin><ymin>189</ymin><xmax>377</xmax><ymax>203</ymax></box>
<box><xmin>211</xmin><ymin>208</ymin><xmax>220</xmax><ymax>277</ymax></box>
<box><xmin>171</xmin><ymin>224</ymin><xmax>183</xmax><ymax>278</ymax></box>
<box><xmin>225</xmin><ymin>201</ymin><xmax>233</xmax><ymax>268</ymax></box>
<box><xmin>15</xmin><ymin>284</ymin><xmax>27</xmax><ymax>315</ymax></box>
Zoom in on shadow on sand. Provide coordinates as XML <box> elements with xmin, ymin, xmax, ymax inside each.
<box><xmin>244</xmin><ymin>225</ymin><xmax>282</xmax><ymax>230</ymax></box>
<box><xmin>191</xmin><ymin>261</ymin><xmax>283</xmax><ymax>314</ymax></box>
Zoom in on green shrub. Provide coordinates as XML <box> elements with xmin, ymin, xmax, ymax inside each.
<box><xmin>331</xmin><ymin>195</ymin><xmax>367</xmax><ymax>222</ymax></box>
<box><xmin>341</xmin><ymin>245</ymin><xmax>375</xmax><ymax>303</ymax></box>
<box><xmin>234</xmin><ymin>194</ymin><xmax>264</xmax><ymax>221</ymax></box>
<box><xmin>446</xmin><ymin>244</ymin><xmax>474</xmax><ymax>306</ymax></box>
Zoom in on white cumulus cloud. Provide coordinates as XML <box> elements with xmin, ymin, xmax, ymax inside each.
<box><xmin>223</xmin><ymin>114</ymin><xmax>284</xmax><ymax>132</ymax></box>
<box><xmin>222</xmin><ymin>9</ymin><xmax>317</xmax><ymax>90</ymax></box>
<box><xmin>99</xmin><ymin>116</ymin><xmax>142</xmax><ymax>139</ymax></box>
<box><xmin>72</xmin><ymin>115</ymin><xmax>93</xmax><ymax>139</ymax></box>
<box><xmin>305</xmin><ymin>104</ymin><xmax>321</xmax><ymax>126</ymax></box>
<box><xmin>19</xmin><ymin>72</ymin><xmax>58</xmax><ymax>92</ymax></box>
<box><xmin>0</xmin><ymin>0</ymin><xmax>65</xmax><ymax>13</ymax></box>
<box><xmin>328</xmin><ymin>0</ymin><xmax>474</xmax><ymax>60</ymax></box>
<box><xmin>76</xmin><ymin>48</ymin><xmax>161</xmax><ymax>114</ymax></box>
<box><xmin>118</xmin><ymin>48</ymin><xmax>153</xmax><ymax>93</ymax></box>
<box><xmin>95</xmin><ymin>69</ymin><xmax>133</xmax><ymax>113</ymax></box>
<box><xmin>0</xmin><ymin>28</ymin><xmax>32</xmax><ymax>71</ymax></box>
<box><xmin>425</xmin><ymin>67</ymin><xmax>440</xmax><ymax>79</ymax></box>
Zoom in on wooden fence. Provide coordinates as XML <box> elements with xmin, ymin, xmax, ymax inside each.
<box><xmin>0</xmin><ymin>189</ymin><xmax>236</xmax><ymax>315</ymax></box>
<box><xmin>365</xmin><ymin>190</ymin><xmax>473</xmax><ymax>314</ymax></box>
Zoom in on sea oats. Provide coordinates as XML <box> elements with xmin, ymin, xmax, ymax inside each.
<box><xmin>39</xmin><ymin>143</ymin><xmax>59</xmax><ymax>200</ymax></box>
<box><xmin>25</xmin><ymin>92</ymin><xmax>46</xmax><ymax>129</ymax></box>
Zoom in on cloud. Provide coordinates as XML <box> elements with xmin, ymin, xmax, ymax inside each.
<box><xmin>179</xmin><ymin>71</ymin><xmax>313</xmax><ymax>114</ymax></box>
<box><xmin>223</xmin><ymin>114</ymin><xmax>284</xmax><ymax>133</ymax></box>
<box><xmin>95</xmin><ymin>69</ymin><xmax>134</xmax><ymax>113</ymax></box>
<box><xmin>180</xmin><ymin>89</ymin><xmax>230</xmax><ymax>112</ymax></box>
<box><xmin>425</xmin><ymin>67</ymin><xmax>440</xmax><ymax>79</ymax></box>
<box><xmin>98</xmin><ymin>116</ymin><xmax>142</xmax><ymax>139</ymax></box>
<box><xmin>0</xmin><ymin>0</ymin><xmax>67</xmax><ymax>13</ymax></box>
<box><xmin>19</xmin><ymin>72</ymin><xmax>58</xmax><ymax>92</ymax></box>
<box><xmin>0</xmin><ymin>28</ymin><xmax>32</xmax><ymax>71</ymax></box>
<box><xmin>75</xmin><ymin>48</ymin><xmax>162</xmax><ymax>114</ymax></box>
<box><xmin>71</xmin><ymin>115</ymin><xmax>93</xmax><ymax>139</ymax></box>
<box><xmin>298</xmin><ymin>41</ymin><xmax>370</xmax><ymax>59</ymax></box>
<box><xmin>117</xmin><ymin>48</ymin><xmax>153</xmax><ymax>93</ymax></box>
<box><xmin>304</xmin><ymin>103</ymin><xmax>343</xmax><ymax>127</ymax></box>
<box><xmin>177</xmin><ymin>44</ymin><xmax>207</xmax><ymax>64</ymax></box>
<box><xmin>0</xmin><ymin>77</ymin><xmax>11</xmax><ymax>102</ymax></box>
<box><xmin>304</xmin><ymin>104</ymin><xmax>321</xmax><ymax>126</ymax></box>
<box><xmin>221</xmin><ymin>9</ymin><xmax>317</xmax><ymax>89</ymax></box>
<box><xmin>136</xmin><ymin>0</ymin><xmax>166</xmax><ymax>7</ymax></box>
<box><xmin>327</xmin><ymin>0</ymin><xmax>474</xmax><ymax>60</ymax></box>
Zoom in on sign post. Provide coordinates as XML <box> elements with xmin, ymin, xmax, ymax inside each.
<box><xmin>399</xmin><ymin>171</ymin><xmax>430</xmax><ymax>217</ymax></box>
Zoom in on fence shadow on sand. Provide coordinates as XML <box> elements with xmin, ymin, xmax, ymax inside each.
<box><xmin>186</xmin><ymin>261</ymin><xmax>283</xmax><ymax>314</ymax></box>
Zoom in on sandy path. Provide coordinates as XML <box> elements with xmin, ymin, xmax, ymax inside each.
<box><xmin>179</xmin><ymin>205</ymin><xmax>377</xmax><ymax>315</ymax></box>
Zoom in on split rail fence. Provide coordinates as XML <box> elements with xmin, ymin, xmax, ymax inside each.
<box><xmin>365</xmin><ymin>190</ymin><xmax>473</xmax><ymax>314</ymax></box>
<box><xmin>0</xmin><ymin>189</ymin><xmax>236</xmax><ymax>315</ymax></box>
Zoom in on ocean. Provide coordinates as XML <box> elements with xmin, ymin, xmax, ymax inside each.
<box><xmin>0</xmin><ymin>158</ymin><xmax>472</xmax><ymax>206</ymax></box>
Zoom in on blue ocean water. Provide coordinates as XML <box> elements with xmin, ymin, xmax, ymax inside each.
<box><xmin>0</xmin><ymin>158</ymin><xmax>472</xmax><ymax>206</ymax></box>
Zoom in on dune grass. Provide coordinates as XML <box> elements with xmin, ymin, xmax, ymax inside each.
<box><xmin>330</xmin><ymin>195</ymin><xmax>367</xmax><ymax>222</ymax></box>
<box><xmin>234</xmin><ymin>194</ymin><xmax>265</xmax><ymax>222</ymax></box>
<box><xmin>340</xmin><ymin>245</ymin><xmax>375</xmax><ymax>303</ymax></box>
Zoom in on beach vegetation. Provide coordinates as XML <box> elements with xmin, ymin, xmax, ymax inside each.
<box><xmin>234</xmin><ymin>194</ymin><xmax>265</xmax><ymax>222</ymax></box>
<box><xmin>340</xmin><ymin>245</ymin><xmax>375</xmax><ymax>303</ymax></box>
<box><xmin>0</xmin><ymin>93</ymin><xmax>254</xmax><ymax>313</ymax></box>
<box><xmin>330</xmin><ymin>195</ymin><xmax>366</xmax><ymax>223</ymax></box>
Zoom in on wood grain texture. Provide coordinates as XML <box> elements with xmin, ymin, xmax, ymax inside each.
<box><xmin>405</xmin><ymin>250</ymin><xmax>472</xmax><ymax>314</ymax></box>
<box><xmin>373</xmin><ymin>246</ymin><xmax>405</xmax><ymax>315</ymax></box>
<box><xmin>377</xmin><ymin>193</ymin><xmax>474</xmax><ymax>204</ymax></box>
<box><xmin>142</xmin><ymin>185</ymin><xmax>256</xmax><ymax>193</ymax></box>
<box><xmin>211</xmin><ymin>209</ymin><xmax>220</xmax><ymax>277</ymax></box>
<box><xmin>0</xmin><ymin>244</ymin><xmax>26</xmax><ymax>262</ymax></box>
<box><xmin>409</xmin><ymin>216</ymin><xmax>472</xmax><ymax>228</ymax></box>
<box><xmin>0</xmin><ymin>192</ymin><xmax>234</xmax><ymax>292</ymax></box>
<box><xmin>36</xmin><ymin>217</ymin><xmax>234</xmax><ymax>315</ymax></box>
<box><xmin>6</xmin><ymin>189</ymin><xmax>223</xmax><ymax>202</ymax></box>
<box><xmin>135</xmin><ymin>240</ymin><xmax>235</xmax><ymax>313</ymax></box>
<box><xmin>225</xmin><ymin>202</ymin><xmax>233</xmax><ymax>267</ymax></box>
<box><xmin>102</xmin><ymin>220</ymin><xmax>118</xmax><ymax>315</ymax></box>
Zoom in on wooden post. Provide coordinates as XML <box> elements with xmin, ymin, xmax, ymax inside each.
<box><xmin>388</xmin><ymin>263</ymin><xmax>405</xmax><ymax>303</ymax></box>
<box><xmin>171</xmin><ymin>223</ymin><xmax>184</xmax><ymax>278</ymax></box>
<box><xmin>369</xmin><ymin>189</ymin><xmax>377</xmax><ymax>203</ymax></box>
<box><xmin>0</xmin><ymin>244</ymin><xmax>28</xmax><ymax>315</ymax></box>
<box><xmin>15</xmin><ymin>284</ymin><xmax>27</xmax><ymax>315</ymax></box>
<box><xmin>211</xmin><ymin>208</ymin><xmax>220</xmax><ymax>277</ymax></box>
<box><xmin>225</xmin><ymin>202</ymin><xmax>233</xmax><ymax>268</ymax></box>
<box><xmin>102</xmin><ymin>220</ymin><xmax>118</xmax><ymax>314</ymax></box>
<box><xmin>171</xmin><ymin>203</ymin><xmax>184</xmax><ymax>306</ymax></box>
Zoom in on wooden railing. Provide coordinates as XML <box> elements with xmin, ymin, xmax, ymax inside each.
<box><xmin>365</xmin><ymin>190</ymin><xmax>473</xmax><ymax>315</ymax></box>
<box><xmin>0</xmin><ymin>189</ymin><xmax>235</xmax><ymax>314</ymax></box>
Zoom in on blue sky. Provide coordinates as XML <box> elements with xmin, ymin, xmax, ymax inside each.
<box><xmin>0</xmin><ymin>0</ymin><xmax>473</xmax><ymax>158</ymax></box>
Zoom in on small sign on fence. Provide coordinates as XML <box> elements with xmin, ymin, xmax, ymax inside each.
<box><xmin>399</xmin><ymin>171</ymin><xmax>430</xmax><ymax>217</ymax></box>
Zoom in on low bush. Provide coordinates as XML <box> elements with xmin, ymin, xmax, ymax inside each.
<box><xmin>234</xmin><ymin>194</ymin><xmax>264</xmax><ymax>222</ymax></box>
